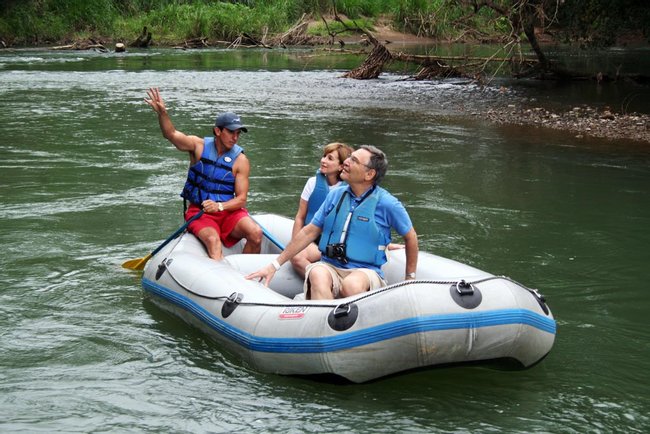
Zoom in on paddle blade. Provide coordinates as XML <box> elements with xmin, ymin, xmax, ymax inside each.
<box><xmin>122</xmin><ymin>253</ymin><xmax>152</xmax><ymax>271</ymax></box>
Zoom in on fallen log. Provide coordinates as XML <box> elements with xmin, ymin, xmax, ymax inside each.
<box><xmin>393</xmin><ymin>52</ymin><xmax>538</xmax><ymax>65</ymax></box>
<box><xmin>51</xmin><ymin>40</ymin><xmax>107</xmax><ymax>52</ymax></box>
<box><xmin>412</xmin><ymin>62</ymin><xmax>465</xmax><ymax>80</ymax></box>
<box><xmin>173</xmin><ymin>37</ymin><xmax>209</xmax><ymax>49</ymax></box>
<box><xmin>342</xmin><ymin>42</ymin><xmax>392</xmax><ymax>79</ymax></box>
<box><xmin>273</xmin><ymin>14</ymin><xmax>316</xmax><ymax>46</ymax></box>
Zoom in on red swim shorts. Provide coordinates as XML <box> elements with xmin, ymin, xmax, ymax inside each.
<box><xmin>184</xmin><ymin>203</ymin><xmax>250</xmax><ymax>248</ymax></box>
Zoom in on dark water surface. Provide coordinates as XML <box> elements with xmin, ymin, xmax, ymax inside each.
<box><xmin>1</xmin><ymin>48</ymin><xmax>649</xmax><ymax>432</ymax></box>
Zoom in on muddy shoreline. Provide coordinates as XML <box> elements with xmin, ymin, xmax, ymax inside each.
<box><xmin>470</xmin><ymin>102</ymin><xmax>650</xmax><ymax>144</ymax></box>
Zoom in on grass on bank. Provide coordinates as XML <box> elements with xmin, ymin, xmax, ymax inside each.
<box><xmin>114</xmin><ymin>2</ymin><xmax>289</xmax><ymax>44</ymax></box>
<box><xmin>2</xmin><ymin>0</ymin><xmax>646</xmax><ymax>48</ymax></box>
<box><xmin>0</xmin><ymin>0</ymin><xmax>503</xmax><ymax>47</ymax></box>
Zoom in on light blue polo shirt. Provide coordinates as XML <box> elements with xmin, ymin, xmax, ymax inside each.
<box><xmin>311</xmin><ymin>184</ymin><xmax>413</xmax><ymax>276</ymax></box>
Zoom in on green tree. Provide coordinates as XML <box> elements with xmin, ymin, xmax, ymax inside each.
<box><xmin>556</xmin><ymin>0</ymin><xmax>649</xmax><ymax>46</ymax></box>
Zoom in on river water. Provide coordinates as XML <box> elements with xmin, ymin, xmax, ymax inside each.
<box><xmin>1</xmin><ymin>47</ymin><xmax>649</xmax><ymax>432</ymax></box>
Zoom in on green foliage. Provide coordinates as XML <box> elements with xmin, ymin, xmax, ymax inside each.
<box><xmin>295</xmin><ymin>0</ymin><xmax>336</xmax><ymax>16</ymax></box>
<box><xmin>493</xmin><ymin>16</ymin><xmax>510</xmax><ymax>35</ymax></box>
<box><xmin>557</xmin><ymin>0</ymin><xmax>650</xmax><ymax>46</ymax></box>
<box><xmin>135</xmin><ymin>1</ymin><xmax>305</xmax><ymax>42</ymax></box>
<box><xmin>146</xmin><ymin>3</ymin><xmax>220</xmax><ymax>40</ymax></box>
<box><xmin>254</xmin><ymin>0</ymin><xmax>303</xmax><ymax>32</ymax></box>
<box><xmin>0</xmin><ymin>0</ymin><xmax>305</xmax><ymax>45</ymax></box>
<box><xmin>238</xmin><ymin>0</ymin><xmax>298</xmax><ymax>26</ymax></box>
<box><xmin>391</xmin><ymin>0</ymin><xmax>448</xmax><ymax>38</ymax></box>
<box><xmin>0</xmin><ymin>0</ymin><xmax>119</xmax><ymax>43</ymax></box>
<box><xmin>308</xmin><ymin>17</ymin><xmax>376</xmax><ymax>37</ymax></box>
<box><xmin>0</xmin><ymin>0</ymin><xmax>648</xmax><ymax>47</ymax></box>
<box><xmin>335</xmin><ymin>0</ymin><xmax>393</xmax><ymax>18</ymax></box>
<box><xmin>114</xmin><ymin>0</ymin><xmax>193</xmax><ymax>16</ymax></box>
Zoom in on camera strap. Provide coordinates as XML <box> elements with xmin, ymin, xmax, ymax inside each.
<box><xmin>339</xmin><ymin>212</ymin><xmax>353</xmax><ymax>243</ymax></box>
<box><xmin>336</xmin><ymin>185</ymin><xmax>377</xmax><ymax>245</ymax></box>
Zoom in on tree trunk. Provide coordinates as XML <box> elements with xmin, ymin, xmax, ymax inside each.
<box><xmin>342</xmin><ymin>43</ymin><xmax>393</xmax><ymax>79</ymax></box>
<box><xmin>521</xmin><ymin>5</ymin><xmax>550</xmax><ymax>70</ymax></box>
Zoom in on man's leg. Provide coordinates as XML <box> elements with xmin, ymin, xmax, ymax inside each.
<box><xmin>339</xmin><ymin>271</ymin><xmax>371</xmax><ymax>298</ymax></box>
<box><xmin>340</xmin><ymin>269</ymin><xmax>384</xmax><ymax>298</ymax></box>
<box><xmin>186</xmin><ymin>208</ymin><xmax>225</xmax><ymax>261</ymax></box>
<box><xmin>230</xmin><ymin>216</ymin><xmax>262</xmax><ymax>254</ymax></box>
<box><xmin>306</xmin><ymin>265</ymin><xmax>335</xmax><ymax>300</ymax></box>
<box><xmin>196</xmin><ymin>226</ymin><xmax>224</xmax><ymax>260</ymax></box>
<box><xmin>290</xmin><ymin>243</ymin><xmax>321</xmax><ymax>278</ymax></box>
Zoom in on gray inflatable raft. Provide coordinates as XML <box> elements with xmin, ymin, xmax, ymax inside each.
<box><xmin>142</xmin><ymin>214</ymin><xmax>555</xmax><ymax>383</ymax></box>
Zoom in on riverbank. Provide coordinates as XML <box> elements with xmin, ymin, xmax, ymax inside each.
<box><xmin>468</xmin><ymin>102</ymin><xmax>650</xmax><ymax>145</ymax></box>
<box><xmin>362</xmin><ymin>27</ymin><xmax>650</xmax><ymax>144</ymax></box>
<box><xmin>356</xmin><ymin>28</ymin><xmax>649</xmax><ymax>144</ymax></box>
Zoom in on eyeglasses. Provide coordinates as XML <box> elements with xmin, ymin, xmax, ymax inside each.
<box><xmin>349</xmin><ymin>155</ymin><xmax>372</xmax><ymax>170</ymax></box>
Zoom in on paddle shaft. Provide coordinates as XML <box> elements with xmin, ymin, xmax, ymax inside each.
<box><xmin>124</xmin><ymin>212</ymin><xmax>284</xmax><ymax>270</ymax></box>
<box><xmin>157</xmin><ymin>212</ymin><xmax>285</xmax><ymax>253</ymax></box>
<box><xmin>150</xmin><ymin>210</ymin><xmax>204</xmax><ymax>257</ymax></box>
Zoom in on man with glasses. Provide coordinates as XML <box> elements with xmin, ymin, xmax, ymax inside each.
<box><xmin>248</xmin><ymin>145</ymin><xmax>418</xmax><ymax>300</ymax></box>
<box><xmin>144</xmin><ymin>87</ymin><xmax>262</xmax><ymax>260</ymax></box>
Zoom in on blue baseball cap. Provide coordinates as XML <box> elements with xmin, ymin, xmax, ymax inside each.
<box><xmin>215</xmin><ymin>112</ymin><xmax>248</xmax><ymax>132</ymax></box>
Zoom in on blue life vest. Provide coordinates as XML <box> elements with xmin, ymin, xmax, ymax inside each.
<box><xmin>318</xmin><ymin>186</ymin><xmax>389</xmax><ymax>269</ymax></box>
<box><xmin>180</xmin><ymin>137</ymin><xmax>243</xmax><ymax>205</ymax></box>
<box><xmin>305</xmin><ymin>170</ymin><xmax>331</xmax><ymax>224</ymax></box>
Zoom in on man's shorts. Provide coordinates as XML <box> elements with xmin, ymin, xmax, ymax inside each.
<box><xmin>303</xmin><ymin>261</ymin><xmax>386</xmax><ymax>299</ymax></box>
<box><xmin>185</xmin><ymin>203</ymin><xmax>249</xmax><ymax>248</ymax></box>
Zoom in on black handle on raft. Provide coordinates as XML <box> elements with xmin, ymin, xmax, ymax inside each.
<box><xmin>455</xmin><ymin>280</ymin><xmax>475</xmax><ymax>296</ymax></box>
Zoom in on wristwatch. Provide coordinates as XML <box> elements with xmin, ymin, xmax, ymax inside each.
<box><xmin>217</xmin><ymin>202</ymin><xmax>224</xmax><ymax>212</ymax></box>
<box><xmin>406</xmin><ymin>272</ymin><xmax>416</xmax><ymax>280</ymax></box>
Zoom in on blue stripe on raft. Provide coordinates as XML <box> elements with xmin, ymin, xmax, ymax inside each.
<box><xmin>142</xmin><ymin>278</ymin><xmax>556</xmax><ymax>354</ymax></box>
